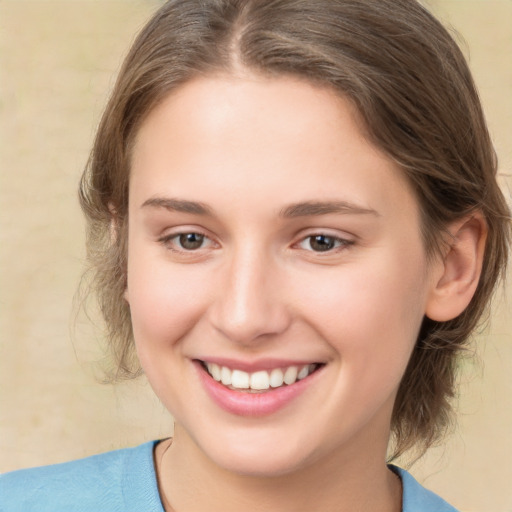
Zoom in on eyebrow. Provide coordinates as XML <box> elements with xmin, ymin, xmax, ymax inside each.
<box><xmin>141</xmin><ymin>197</ymin><xmax>379</xmax><ymax>218</ymax></box>
<box><xmin>279</xmin><ymin>200</ymin><xmax>379</xmax><ymax>218</ymax></box>
<box><xmin>141</xmin><ymin>197</ymin><xmax>213</xmax><ymax>215</ymax></box>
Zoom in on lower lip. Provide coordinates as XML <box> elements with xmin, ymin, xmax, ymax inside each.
<box><xmin>195</xmin><ymin>362</ymin><xmax>322</xmax><ymax>417</ymax></box>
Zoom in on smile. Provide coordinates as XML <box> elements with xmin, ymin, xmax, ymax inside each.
<box><xmin>196</xmin><ymin>359</ymin><xmax>325</xmax><ymax>416</ymax></box>
<box><xmin>200</xmin><ymin>361</ymin><xmax>322</xmax><ymax>392</ymax></box>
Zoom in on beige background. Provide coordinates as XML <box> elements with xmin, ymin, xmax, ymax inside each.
<box><xmin>0</xmin><ymin>1</ymin><xmax>510</xmax><ymax>511</ymax></box>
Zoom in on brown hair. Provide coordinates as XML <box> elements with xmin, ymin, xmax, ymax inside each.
<box><xmin>79</xmin><ymin>0</ymin><xmax>511</xmax><ymax>458</ymax></box>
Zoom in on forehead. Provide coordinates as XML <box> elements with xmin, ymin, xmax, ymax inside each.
<box><xmin>130</xmin><ymin>74</ymin><xmax>418</xmax><ymax>223</ymax></box>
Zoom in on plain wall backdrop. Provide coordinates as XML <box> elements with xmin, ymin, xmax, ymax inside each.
<box><xmin>0</xmin><ymin>1</ymin><xmax>510</xmax><ymax>511</ymax></box>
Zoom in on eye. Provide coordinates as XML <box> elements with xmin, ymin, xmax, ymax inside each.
<box><xmin>178</xmin><ymin>233</ymin><xmax>206</xmax><ymax>250</ymax></box>
<box><xmin>159</xmin><ymin>232</ymin><xmax>213</xmax><ymax>251</ymax></box>
<box><xmin>298</xmin><ymin>234</ymin><xmax>352</xmax><ymax>252</ymax></box>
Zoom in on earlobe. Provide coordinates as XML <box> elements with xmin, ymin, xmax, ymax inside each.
<box><xmin>425</xmin><ymin>213</ymin><xmax>487</xmax><ymax>322</ymax></box>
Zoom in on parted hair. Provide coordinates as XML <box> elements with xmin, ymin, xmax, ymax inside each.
<box><xmin>79</xmin><ymin>0</ymin><xmax>511</xmax><ymax>459</ymax></box>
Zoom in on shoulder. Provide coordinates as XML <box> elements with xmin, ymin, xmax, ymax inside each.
<box><xmin>390</xmin><ymin>465</ymin><xmax>459</xmax><ymax>512</ymax></box>
<box><xmin>0</xmin><ymin>441</ymin><xmax>164</xmax><ymax>512</ymax></box>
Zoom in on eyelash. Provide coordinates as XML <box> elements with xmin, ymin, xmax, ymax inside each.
<box><xmin>158</xmin><ymin>231</ymin><xmax>354</xmax><ymax>254</ymax></box>
<box><xmin>296</xmin><ymin>234</ymin><xmax>354</xmax><ymax>253</ymax></box>
<box><xmin>158</xmin><ymin>232</ymin><xmax>214</xmax><ymax>252</ymax></box>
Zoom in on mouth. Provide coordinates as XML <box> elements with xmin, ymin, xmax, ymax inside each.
<box><xmin>198</xmin><ymin>360</ymin><xmax>324</xmax><ymax>393</ymax></box>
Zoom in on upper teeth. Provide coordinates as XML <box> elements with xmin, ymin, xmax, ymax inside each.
<box><xmin>205</xmin><ymin>362</ymin><xmax>317</xmax><ymax>391</ymax></box>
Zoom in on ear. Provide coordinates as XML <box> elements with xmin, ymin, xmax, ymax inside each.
<box><xmin>108</xmin><ymin>202</ymin><xmax>119</xmax><ymax>244</ymax></box>
<box><xmin>425</xmin><ymin>213</ymin><xmax>487</xmax><ymax>322</ymax></box>
<box><xmin>109</xmin><ymin>202</ymin><xmax>130</xmax><ymax>303</ymax></box>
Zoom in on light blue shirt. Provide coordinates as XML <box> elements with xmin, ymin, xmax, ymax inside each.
<box><xmin>0</xmin><ymin>441</ymin><xmax>458</xmax><ymax>511</ymax></box>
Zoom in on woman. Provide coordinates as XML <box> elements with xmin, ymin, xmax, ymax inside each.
<box><xmin>1</xmin><ymin>1</ymin><xmax>510</xmax><ymax>510</ymax></box>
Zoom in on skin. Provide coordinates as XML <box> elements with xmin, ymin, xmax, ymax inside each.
<box><xmin>125</xmin><ymin>73</ymin><xmax>483</xmax><ymax>511</ymax></box>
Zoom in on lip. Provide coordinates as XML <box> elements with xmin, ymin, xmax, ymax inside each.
<box><xmin>194</xmin><ymin>359</ymin><xmax>324</xmax><ymax>417</ymax></box>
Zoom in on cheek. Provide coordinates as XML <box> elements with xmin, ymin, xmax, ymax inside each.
<box><xmin>298</xmin><ymin>248</ymin><xmax>429</xmax><ymax>382</ymax></box>
<box><xmin>126</xmin><ymin>247</ymin><xmax>211</xmax><ymax>354</ymax></box>
<box><xmin>299</xmin><ymin>253</ymin><xmax>429</xmax><ymax>434</ymax></box>
<box><xmin>125</xmin><ymin>250</ymin><xmax>215</xmax><ymax>409</ymax></box>
<box><xmin>305</xmin><ymin>258</ymin><xmax>425</xmax><ymax>331</ymax></box>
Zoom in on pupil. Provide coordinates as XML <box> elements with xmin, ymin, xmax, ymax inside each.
<box><xmin>179</xmin><ymin>233</ymin><xmax>204</xmax><ymax>250</ymax></box>
<box><xmin>310</xmin><ymin>235</ymin><xmax>334</xmax><ymax>252</ymax></box>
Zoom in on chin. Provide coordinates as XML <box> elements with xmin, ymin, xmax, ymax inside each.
<box><xmin>214</xmin><ymin>449</ymin><xmax>309</xmax><ymax>478</ymax></box>
<box><xmin>195</xmin><ymin>425</ymin><xmax>318</xmax><ymax>478</ymax></box>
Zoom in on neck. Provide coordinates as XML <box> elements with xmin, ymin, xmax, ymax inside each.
<box><xmin>154</xmin><ymin>426</ymin><xmax>402</xmax><ymax>512</ymax></box>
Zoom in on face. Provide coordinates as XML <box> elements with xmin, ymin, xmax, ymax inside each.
<box><xmin>126</xmin><ymin>74</ymin><xmax>437</xmax><ymax>476</ymax></box>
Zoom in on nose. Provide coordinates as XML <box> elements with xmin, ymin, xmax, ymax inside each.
<box><xmin>209</xmin><ymin>246</ymin><xmax>291</xmax><ymax>345</ymax></box>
